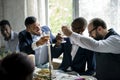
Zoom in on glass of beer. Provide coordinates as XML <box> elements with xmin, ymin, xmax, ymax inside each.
<box><xmin>42</xmin><ymin>31</ymin><xmax>50</xmax><ymax>43</ymax></box>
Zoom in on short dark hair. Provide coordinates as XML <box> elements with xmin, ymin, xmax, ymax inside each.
<box><xmin>0</xmin><ymin>20</ymin><xmax>11</xmax><ymax>28</ymax></box>
<box><xmin>24</xmin><ymin>16</ymin><xmax>37</xmax><ymax>27</ymax></box>
<box><xmin>90</xmin><ymin>18</ymin><xmax>107</xmax><ymax>29</ymax></box>
<box><xmin>0</xmin><ymin>52</ymin><xmax>34</xmax><ymax>80</ymax></box>
<box><xmin>71</xmin><ymin>17</ymin><xmax>87</xmax><ymax>29</ymax></box>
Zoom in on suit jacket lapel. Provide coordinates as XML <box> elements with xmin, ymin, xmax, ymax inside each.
<box><xmin>26</xmin><ymin>31</ymin><xmax>33</xmax><ymax>44</ymax></box>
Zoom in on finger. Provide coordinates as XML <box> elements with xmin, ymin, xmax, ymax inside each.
<box><xmin>57</xmin><ymin>33</ymin><xmax>61</xmax><ymax>35</ymax></box>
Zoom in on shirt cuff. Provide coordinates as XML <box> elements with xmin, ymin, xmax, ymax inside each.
<box><xmin>32</xmin><ymin>42</ymin><xmax>42</xmax><ymax>50</ymax></box>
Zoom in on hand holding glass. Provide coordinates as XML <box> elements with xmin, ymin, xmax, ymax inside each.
<box><xmin>57</xmin><ymin>31</ymin><xmax>66</xmax><ymax>43</ymax></box>
<box><xmin>42</xmin><ymin>31</ymin><xmax>50</xmax><ymax>43</ymax></box>
<box><xmin>57</xmin><ymin>23</ymin><xmax>68</xmax><ymax>43</ymax></box>
<box><xmin>37</xmin><ymin>32</ymin><xmax>50</xmax><ymax>46</ymax></box>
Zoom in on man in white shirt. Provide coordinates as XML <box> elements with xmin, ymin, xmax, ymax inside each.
<box><xmin>0</xmin><ymin>20</ymin><xmax>19</xmax><ymax>53</ymax></box>
<box><xmin>19</xmin><ymin>16</ymin><xmax>55</xmax><ymax>68</ymax></box>
<box><xmin>62</xmin><ymin>18</ymin><xmax>120</xmax><ymax>80</ymax></box>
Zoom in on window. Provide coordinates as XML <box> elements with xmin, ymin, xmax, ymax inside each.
<box><xmin>74</xmin><ymin>0</ymin><xmax>120</xmax><ymax>34</ymax></box>
<box><xmin>48</xmin><ymin>0</ymin><xmax>72</xmax><ymax>35</ymax></box>
<box><xmin>45</xmin><ymin>0</ymin><xmax>120</xmax><ymax>35</ymax></box>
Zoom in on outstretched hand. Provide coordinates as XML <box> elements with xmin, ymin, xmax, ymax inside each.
<box><xmin>61</xmin><ymin>26</ymin><xmax>72</xmax><ymax>36</ymax></box>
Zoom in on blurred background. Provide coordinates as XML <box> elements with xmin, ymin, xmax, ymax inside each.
<box><xmin>0</xmin><ymin>0</ymin><xmax>120</xmax><ymax>47</ymax></box>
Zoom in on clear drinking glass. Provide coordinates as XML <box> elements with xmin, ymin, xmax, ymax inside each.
<box><xmin>42</xmin><ymin>31</ymin><xmax>50</xmax><ymax>39</ymax></box>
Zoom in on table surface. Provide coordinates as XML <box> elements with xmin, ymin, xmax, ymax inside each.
<box><xmin>34</xmin><ymin>67</ymin><xmax>97</xmax><ymax>80</ymax></box>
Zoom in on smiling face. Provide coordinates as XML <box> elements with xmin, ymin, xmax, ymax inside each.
<box><xmin>25</xmin><ymin>16</ymin><xmax>42</xmax><ymax>36</ymax></box>
<box><xmin>27</xmin><ymin>22</ymin><xmax>42</xmax><ymax>36</ymax></box>
<box><xmin>0</xmin><ymin>24</ymin><xmax>11</xmax><ymax>41</ymax></box>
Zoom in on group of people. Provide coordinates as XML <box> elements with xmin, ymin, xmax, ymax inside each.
<box><xmin>62</xmin><ymin>18</ymin><xmax>120</xmax><ymax>80</ymax></box>
<box><xmin>0</xmin><ymin>16</ymin><xmax>120</xmax><ymax>80</ymax></box>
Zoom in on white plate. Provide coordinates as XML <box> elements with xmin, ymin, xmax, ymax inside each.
<box><xmin>80</xmin><ymin>76</ymin><xmax>97</xmax><ymax>80</ymax></box>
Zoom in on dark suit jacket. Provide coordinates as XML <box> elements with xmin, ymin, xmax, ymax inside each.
<box><xmin>52</xmin><ymin>38</ymin><xmax>95</xmax><ymax>75</ymax></box>
<box><xmin>18</xmin><ymin>26</ymin><xmax>55</xmax><ymax>55</ymax></box>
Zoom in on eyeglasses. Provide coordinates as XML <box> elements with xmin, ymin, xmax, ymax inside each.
<box><xmin>89</xmin><ymin>27</ymin><xmax>97</xmax><ymax>35</ymax></box>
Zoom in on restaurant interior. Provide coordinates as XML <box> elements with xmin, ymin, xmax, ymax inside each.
<box><xmin>0</xmin><ymin>0</ymin><xmax>120</xmax><ymax>80</ymax></box>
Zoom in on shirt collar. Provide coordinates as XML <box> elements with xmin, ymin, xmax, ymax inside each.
<box><xmin>30</xmin><ymin>30</ymin><xmax>45</xmax><ymax>39</ymax></box>
<box><xmin>104</xmin><ymin>28</ymin><xmax>118</xmax><ymax>39</ymax></box>
<box><xmin>31</xmin><ymin>33</ymin><xmax>42</xmax><ymax>39</ymax></box>
<box><xmin>31</xmin><ymin>34</ymin><xmax>35</xmax><ymax>39</ymax></box>
<box><xmin>10</xmin><ymin>31</ymin><xmax>14</xmax><ymax>40</ymax></box>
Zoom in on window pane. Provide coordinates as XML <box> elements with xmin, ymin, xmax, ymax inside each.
<box><xmin>79</xmin><ymin>0</ymin><xmax>120</xmax><ymax>34</ymax></box>
<box><xmin>49</xmin><ymin>0</ymin><xmax>72</xmax><ymax>35</ymax></box>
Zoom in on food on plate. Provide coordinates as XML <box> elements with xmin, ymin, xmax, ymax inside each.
<box><xmin>37</xmin><ymin>69</ymin><xmax>50</xmax><ymax>75</ymax></box>
<box><xmin>33</xmin><ymin>69</ymin><xmax>51</xmax><ymax>80</ymax></box>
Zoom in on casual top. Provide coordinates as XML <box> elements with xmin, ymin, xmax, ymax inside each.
<box><xmin>5</xmin><ymin>31</ymin><xmax>19</xmax><ymax>52</ymax></box>
<box><xmin>69</xmin><ymin>29</ymin><xmax>120</xmax><ymax>54</ymax></box>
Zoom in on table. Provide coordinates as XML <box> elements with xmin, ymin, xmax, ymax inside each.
<box><xmin>33</xmin><ymin>67</ymin><xmax>97</xmax><ymax>80</ymax></box>
<box><xmin>53</xmin><ymin>70</ymin><xmax>97</xmax><ymax>80</ymax></box>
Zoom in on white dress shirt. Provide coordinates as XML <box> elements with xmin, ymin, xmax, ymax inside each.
<box><xmin>70</xmin><ymin>40</ymin><xmax>79</xmax><ymax>61</ymax></box>
<box><xmin>31</xmin><ymin>34</ymin><xmax>49</xmax><ymax>67</ymax></box>
<box><xmin>69</xmin><ymin>32</ymin><xmax>120</xmax><ymax>54</ymax></box>
<box><xmin>5</xmin><ymin>31</ymin><xmax>19</xmax><ymax>52</ymax></box>
<box><xmin>67</xmin><ymin>39</ymin><xmax>79</xmax><ymax>71</ymax></box>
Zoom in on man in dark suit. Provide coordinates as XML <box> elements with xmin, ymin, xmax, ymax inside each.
<box><xmin>52</xmin><ymin>17</ymin><xmax>96</xmax><ymax>75</ymax></box>
<box><xmin>18</xmin><ymin>16</ymin><xmax>55</xmax><ymax>67</ymax></box>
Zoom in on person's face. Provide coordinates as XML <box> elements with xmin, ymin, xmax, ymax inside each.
<box><xmin>88</xmin><ymin>24</ymin><xmax>103</xmax><ymax>40</ymax></box>
<box><xmin>27</xmin><ymin>22</ymin><xmax>42</xmax><ymax>35</ymax></box>
<box><xmin>0</xmin><ymin>24</ymin><xmax>11</xmax><ymax>40</ymax></box>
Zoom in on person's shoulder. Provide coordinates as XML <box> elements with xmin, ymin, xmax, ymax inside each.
<box><xmin>19</xmin><ymin>29</ymin><xmax>26</xmax><ymax>33</ymax></box>
<box><xmin>41</xmin><ymin>25</ymin><xmax>49</xmax><ymax>28</ymax></box>
<box><xmin>109</xmin><ymin>35</ymin><xmax>120</xmax><ymax>41</ymax></box>
<box><xmin>63</xmin><ymin>37</ymin><xmax>71</xmax><ymax>44</ymax></box>
<box><xmin>41</xmin><ymin>25</ymin><xmax>50</xmax><ymax>31</ymax></box>
<box><xmin>18</xmin><ymin>30</ymin><xmax>31</xmax><ymax>38</ymax></box>
<box><xmin>12</xmin><ymin>31</ymin><xmax>19</xmax><ymax>39</ymax></box>
<box><xmin>19</xmin><ymin>30</ymin><xmax>28</xmax><ymax>35</ymax></box>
